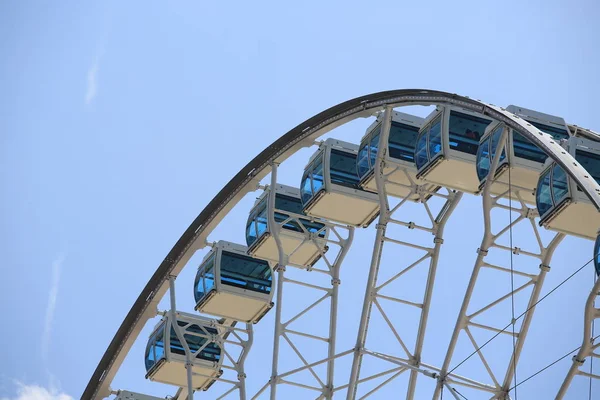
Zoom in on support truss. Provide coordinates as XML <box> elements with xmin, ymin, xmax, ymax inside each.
<box><xmin>433</xmin><ymin>131</ymin><xmax>565</xmax><ymax>399</ymax></box>
<box><xmin>251</xmin><ymin>163</ymin><xmax>355</xmax><ymax>400</ymax></box>
<box><xmin>556</xmin><ymin>273</ymin><xmax>600</xmax><ymax>398</ymax></box>
<box><xmin>345</xmin><ymin>107</ymin><xmax>463</xmax><ymax>399</ymax></box>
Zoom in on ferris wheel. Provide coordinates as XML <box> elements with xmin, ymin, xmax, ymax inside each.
<box><xmin>82</xmin><ymin>89</ymin><xmax>600</xmax><ymax>400</ymax></box>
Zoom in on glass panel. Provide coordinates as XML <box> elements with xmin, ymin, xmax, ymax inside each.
<box><xmin>389</xmin><ymin>121</ymin><xmax>419</xmax><ymax>162</ymax></box>
<box><xmin>448</xmin><ymin>111</ymin><xmax>492</xmax><ymax>155</ymax></box>
<box><xmin>256</xmin><ymin>205</ymin><xmax>268</xmax><ymax>238</ymax></box>
<box><xmin>415</xmin><ymin>130</ymin><xmax>429</xmax><ymax>170</ymax></box>
<box><xmin>246</xmin><ymin>216</ymin><xmax>258</xmax><ymax>247</ymax></box>
<box><xmin>169</xmin><ymin>324</ymin><xmax>221</xmax><ymax>362</ymax></box>
<box><xmin>369</xmin><ymin>132</ymin><xmax>380</xmax><ymax>172</ymax></box>
<box><xmin>536</xmin><ymin>169</ymin><xmax>554</xmax><ymax>217</ymax></box>
<box><xmin>595</xmin><ymin>235</ymin><xmax>600</xmax><ymax>276</ymax></box>
<box><xmin>312</xmin><ymin>156</ymin><xmax>324</xmax><ymax>194</ymax></box>
<box><xmin>145</xmin><ymin>324</ymin><xmax>165</xmax><ymax>371</ymax></box>
<box><xmin>194</xmin><ymin>254</ymin><xmax>215</xmax><ymax>303</ymax></box>
<box><xmin>490</xmin><ymin>126</ymin><xmax>507</xmax><ymax>164</ymax></box>
<box><xmin>300</xmin><ymin>170</ymin><xmax>312</xmax><ymax>205</ymax></box>
<box><xmin>357</xmin><ymin>141</ymin><xmax>371</xmax><ymax>179</ymax></box>
<box><xmin>275</xmin><ymin>194</ymin><xmax>325</xmax><ymax>237</ymax></box>
<box><xmin>513</xmin><ymin>132</ymin><xmax>546</xmax><ymax>163</ymax></box>
<box><xmin>220</xmin><ymin>251</ymin><xmax>272</xmax><ymax>294</ymax></box>
<box><xmin>551</xmin><ymin>164</ymin><xmax>569</xmax><ymax>205</ymax></box>
<box><xmin>428</xmin><ymin>118</ymin><xmax>442</xmax><ymax>159</ymax></box>
<box><xmin>529</xmin><ymin>121</ymin><xmax>569</xmax><ymax>141</ymax></box>
<box><xmin>329</xmin><ymin>149</ymin><xmax>360</xmax><ymax>189</ymax></box>
<box><xmin>476</xmin><ymin>138</ymin><xmax>491</xmax><ymax>182</ymax></box>
<box><xmin>575</xmin><ymin>150</ymin><xmax>600</xmax><ymax>185</ymax></box>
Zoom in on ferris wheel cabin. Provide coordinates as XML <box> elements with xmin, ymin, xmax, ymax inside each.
<box><xmin>145</xmin><ymin>312</ymin><xmax>222</xmax><ymax>391</ymax></box>
<box><xmin>357</xmin><ymin>110</ymin><xmax>440</xmax><ymax>200</ymax></box>
<box><xmin>246</xmin><ymin>184</ymin><xmax>328</xmax><ymax>268</ymax></box>
<box><xmin>415</xmin><ymin>106</ymin><xmax>493</xmax><ymax>193</ymax></box>
<box><xmin>301</xmin><ymin>138</ymin><xmax>380</xmax><ymax>227</ymax></box>
<box><xmin>536</xmin><ymin>137</ymin><xmax>600</xmax><ymax>239</ymax></box>
<box><xmin>476</xmin><ymin>105</ymin><xmax>570</xmax><ymax>204</ymax></box>
<box><xmin>194</xmin><ymin>241</ymin><xmax>274</xmax><ymax>323</ymax></box>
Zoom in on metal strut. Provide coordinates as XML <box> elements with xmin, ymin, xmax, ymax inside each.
<box><xmin>167</xmin><ymin>281</ymin><xmax>253</xmax><ymax>400</ymax></box>
<box><xmin>556</xmin><ymin>273</ymin><xmax>600</xmax><ymax>398</ymax></box>
<box><xmin>433</xmin><ymin>129</ymin><xmax>565</xmax><ymax>399</ymax></box>
<box><xmin>346</xmin><ymin>107</ymin><xmax>463</xmax><ymax>399</ymax></box>
<box><xmin>261</xmin><ymin>162</ymin><xmax>355</xmax><ymax>400</ymax></box>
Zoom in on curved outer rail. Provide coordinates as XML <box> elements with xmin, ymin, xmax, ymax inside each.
<box><xmin>82</xmin><ymin>89</ymin><xmax>600</xmax><ymax>400</ymax></box>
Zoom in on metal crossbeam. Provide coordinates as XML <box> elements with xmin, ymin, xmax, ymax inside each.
<box><xmin>345</xmin><ymin>107</ymin><xmax>463</xmax><ymax>400</ymax></box>
<box><xmin>556</xmin><ymin>277</ymin><xmax>600</xmax><ymax>398</ymax></box>
<box><xmin>433</xmin><ymin>131</ymin><xmax>565</xmax><ymax>400</ymax></box>
<box><xmin>261</xmin><ymin>163</ymin><xmax>355</xmax><ymax>400</ymax></box>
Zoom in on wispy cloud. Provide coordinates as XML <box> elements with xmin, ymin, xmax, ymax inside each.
<box><xmin>1</xmin><ymin>382</ymin><xmax>73</xmax><ymax>400</ymax></box>
<box><xmin>42</xmin><ymin>254</ymin><xmax>65</xmax><ymax>362</ymax></box>
<box><xmin>85</xmin><ymin>58</ymin><xmax>100</xmax><ymax>105</ymax></box>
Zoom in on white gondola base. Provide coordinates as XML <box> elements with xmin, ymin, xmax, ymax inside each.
<box><xmin>419</xmin><ymin>157</ymin><xmax>479</xmax><ymax>194</ymax></box>
<box><xmin>146</xmin><ymin>360</ymin><xmax>221</xmax><ymax>391</ymax></box>
<box><xmin>249</xmin><ymin>230</ymin><xmax>325</xmax><ymax>268</ymax></box>
<box><xmin>196</xmin><ymin>287</ymin><xmax>273</xmax><ymax>324</ymax></box>
<box><xmin>304</xmin><ymin>188</ymin><xmax>379</xmax><ymax>228</ymax></box>
<box><xmin>540</xmin><ymin>201</ymin><xmax>600</xmax><ymax>240</ymax></box>
<box><xmin>360</xmin><ymin>166</ymin><xmax>440</xmax><ymax>201</ymax></box>
<box><xmin>483</xmin><ymin>165</ymin><xmax>538</xmax><ymax>205</ymax></box>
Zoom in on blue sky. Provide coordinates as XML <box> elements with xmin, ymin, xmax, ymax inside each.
<box><xmin>2</xmin><ymin>0</ymin><xmax>600</xmax><ymax>399</ymax></box>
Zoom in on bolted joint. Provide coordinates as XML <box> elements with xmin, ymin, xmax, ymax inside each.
<box><xmin>539</xmin><ymin>263</ymin><xmax>551</xmax><ymax>272</ymax></box>
<box><xmin>375</xmin><ymin>223</ymin><xmax>387</xmax><ymax>230</ymax></box>
<box><xmin>526</xmin><ymin>207</ymin><xmax>537</xmax><ymax>219</ymax></box>
<box><xmin>237</xmin><ymin>373</ymin><xmax>247</xmax><ymax>380</ymax></box>
<box><xmin>275</xmin><ymin>264</ymin><xmax>286</xmax><ymax>273</ymax></box>
<box><xmin>477</xmin><ymin>248</ymin><xmax>489</xmax><ymax>256</ymax></box>
<box><xmin>572</xmin><ymin>355</ymin><xmax>586</xmax><ymax>366</ymax></box>
<box><xmin>433</xmin><ymin>237</ymin><xmax>444</xmax><ymax>244</ymax></box>
<box><xmin>512</xmin><ymin>247</ymin><xmax>521</xmax><ymax>255</ymax></box>
<box><xmin>331</xmin><ymin>278</ymin><xmax>341</xmax><ymax>286</ymax></box>
<box><xmin>407</xmin><ymin>221</ymin><xmax>416</xmax><ymax>229</ymax></box>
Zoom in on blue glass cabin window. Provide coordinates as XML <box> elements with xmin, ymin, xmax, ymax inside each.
<box><xmin>536</xmin><ymin>164</ymin><xmax>571</xmax><ymax>218</ymax></box>
<box><xmin>476</xmin><ymin>126</ymin><xmax>507</xmax><ymax>182</ymax></box>
<box><xmin>448</xmin><ymin>111</ymin><xmax>492</xmax><ymax>155</ymax></box>
<box><xmin>389</xmin><ymin>121</ymin><xmax>420</xmax><ymax>162</ymax></box>
<box><xmin>330</xmin><ymin>149</ymin><xmax>361</xmax><ymax>189</ymax></box>
<box><xmin>356</xmin><ymin>125</ymin><xmax>381</xmax><ymax>180</ymax></box>
<box><xmin>575</xmin><ymin>150</ymin><xmax>600</xmax><ymax>185</ymax></box>
<box><xmin>220</xmin><ymin>251</ymin><xmax>272</xmax><ymax>294</ymax></box>
<box><xmin>194</xmin><ymin>254</ymin><xmax>216</xmax><ymax>304</ymax></box>
<box><xmin>246</xmin><ymin>194</ymin><xmax>326</xmax><ymax>247</ymax></box>
<box><xmin>356</xmin><ymin>121</ymin><xmax>420</xmax><ymax>179</ymax></box>
<box><xmin>301</xmin><ymin>154</ymin><xmax>325</xmax><ymax>205</ymax></box>
<box><xmin>513</xmin><ymin>121</ymin><xmax>569</xmax><ymax>164</ymax></box>
<box><xmin>594</xmin><ymin>235</ymin><xmax>600</xmax><ymax>277</ymax></box>
<box><xmin>415</xmin><ymin>117</ymin><xmax>442</xmax><ymax>170</ymax></box>
<box><xmin>145</xmin><ymin>323</ymin><xmax>166</xmax><ymax>372</ymax></box>
<box><xmin>530</xmin><ymin>121</ymin><xmax>569</xmax><ymax>141</ymax></box>
<box><xmin>536</xmin><ymin>169</ymin><xmax>553</xmax><ymax>217</ymax></box>
<box><xmin>169</xmin><ymin>321</ymin><xmax>221</xmax><ymax>362</ymax></box>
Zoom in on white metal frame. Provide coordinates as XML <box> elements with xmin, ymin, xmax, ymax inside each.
<box><xmin>247</xmin><ymin>183</ymin><xmax>330</xmax><ymax>268</ymax></box>
<box><xmin>345</xmin><ymin>108</ymin><xmax>464</xmax><ymax>399</ymax></box>
<box><xmin>432</xmin><ymin>129</ymin><xmax>565</xmax><ymax>399</ymax></box>
<box><xmin>84</xmin><ymin>90</ymin><xmax>600</xmax><ymax>400</ymax></box>
<box><xmin>253</xmin><ymin>163</ymin><xmax>355</xmax><ymax>400</ymax></box>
